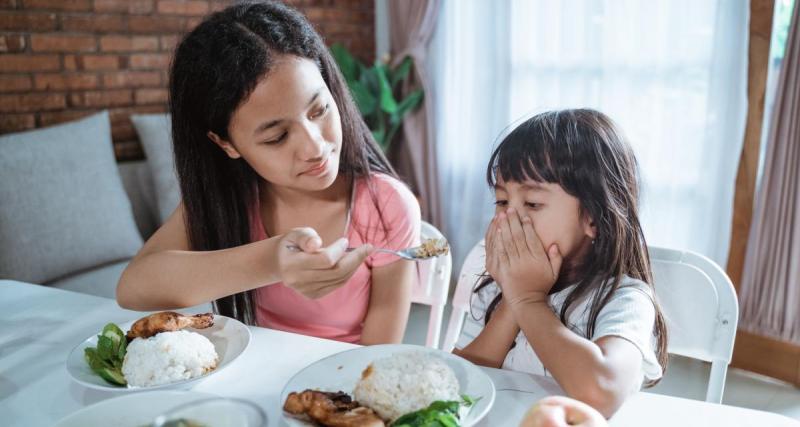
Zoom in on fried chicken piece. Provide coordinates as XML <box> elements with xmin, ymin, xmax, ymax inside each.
<box><xmin>126</xmin><ymin>311</ymin><xmax>214</xmax><ymax>341</ymax></box>
<box><xmin>284</xmin><ymin>390</ymin><xmax>385</xmax><ymax>427</ymax></box>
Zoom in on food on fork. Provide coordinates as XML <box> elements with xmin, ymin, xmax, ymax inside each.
<box><xmin>126</xmin><ymin>311</ymin><xmax>214</xmax><ymax>341</ymax></box>
<box><xmin>414</xmin><ymin>238</ymin><xmax>450</xmax><ymax>258</ymax></box>
<box><xmin>283</xmin><ymin>390</ymin><xmax>385</xmax><ymax>427</ymax></box>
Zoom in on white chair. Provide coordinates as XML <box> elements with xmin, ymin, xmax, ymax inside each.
<box><xmin>410</xmin><ymin>221</ymin><xmax>453</xmax><ymax>348</ymax></box>
<box><xmin>649</xmin><ymin>245</ymin><xmax>738</xmax><ymax>403</ymax></box>
<box><xmin>441</xmin><ymin>241</ymin><xmax>738</xmax><ymax>404</ymax></box>
<box><xmin>441</xmin><ymin>240</ymin><xmax>485</xmax><ymax>352</ymax></box>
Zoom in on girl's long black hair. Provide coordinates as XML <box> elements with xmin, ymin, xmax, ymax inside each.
<box><xmin>169</xmin><ymin>1</ymin><xmax>395</xmax><ymax>325</ymax></box>
<box><xmin>476</xmin><ymin>109</ymin><xmax>668</xmax><ymax>386</ymax></box>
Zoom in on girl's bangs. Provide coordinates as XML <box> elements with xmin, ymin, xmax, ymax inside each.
<box><xmin>487</xmin><ymin>124</ymin><xmax>559</xmax><ymax>187</ymax></box>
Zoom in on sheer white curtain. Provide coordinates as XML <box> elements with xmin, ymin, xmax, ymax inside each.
<box><xmin>431</xmin><ymin>0</ymin><xmax>750</xmax><ymax>269</ymax></box>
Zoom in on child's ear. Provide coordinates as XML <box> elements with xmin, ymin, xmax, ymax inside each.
<box><xmin>582</xmin><ymin>212</ymin><xmax>597</xmax><ymax>239</ymax></box>
<box><xmin>207</xmin><ymin>131</ymin><xmax>241</xmax><ymax>159</ymax></box>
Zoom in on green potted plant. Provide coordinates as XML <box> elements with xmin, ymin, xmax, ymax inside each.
<box><xmin>330</xmin><ymin>43</ymin><xmax>424</xmax><ymax>153</ymax></box>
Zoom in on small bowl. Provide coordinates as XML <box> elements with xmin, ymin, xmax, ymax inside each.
<box><xmin>151</xmin><ymin>397</ymin><xmax>267</xmax><ymax>427</ymax></box>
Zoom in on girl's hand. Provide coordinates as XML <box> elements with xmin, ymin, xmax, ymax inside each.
<box><xmin>520</xmin><ymin>396</ymin><xmax>608</xmax><ymax>427</ymax></box>
<box><xmin>486</xmin><ymin>208</ymin><xmax>562</xmax><ymax>307</ymax></box>
<box><xmin>276</xmin><ymin>227</ymin><xmax>372</xmax><ymax>299</ymax></box>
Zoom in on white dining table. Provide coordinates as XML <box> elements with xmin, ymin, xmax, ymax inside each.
<box><xmin>1</xmin><ymin>279</ymin><xmax>797</xmax><ymax>427</ymax></box>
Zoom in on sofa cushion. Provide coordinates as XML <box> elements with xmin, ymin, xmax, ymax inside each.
<box><xmin>48</xmin><ymin>260</ymin><xmax>130</xmax><ymax>299</ymax></box>
<box><xmin>0</xmin><ymin>111</ymin><xmax>143</xmax><ymax>284</ymax></box>
<box><xmin>131</xmin><ymin>114</ymin><xmax>180</xmax><ymax>224</ymax></box>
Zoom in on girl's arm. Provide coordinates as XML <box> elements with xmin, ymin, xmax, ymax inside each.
<box><xmin>453</xmin><ymin>299</ymin><xmax>519</xmax><ymax>368</ymax></box>
<box><xmin>359</xmin><ymin>260</ymin><xmax>414</xmax><ymax>344</ymax></box>
<box><xmin>510</xmin><ymin>299</ymin><xmax>643</xmax><ymax>418</ymax></box>
<box><xmin>117</xmin><ymin>202</ymin><xmax>371</xmax><ymax>310</ymax></box>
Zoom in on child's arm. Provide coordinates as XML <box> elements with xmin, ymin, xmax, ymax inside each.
<box><xmin>510</xmin><ymin>299</ymin><xmax>643</xmax><ymax>417</ymax></box>
<box><xmin>453</xmin><ymin>299</ymin><xmax>520</xmax><ymax>368</ymax></box>
<box><xmin>490</xmin><ymin>208</ymin><xmax>643</xmax><ymax>417</ymax></box>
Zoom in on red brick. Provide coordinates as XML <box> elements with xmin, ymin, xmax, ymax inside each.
<box><xmin>22</xmin><ymin>0</ymin><xmax>91</xmax><ymax>11</ymax></box>
<box><xmin>0</xmin><ymin>92</ymin><xmax>66</xmax><ymax>112</ymax></box>
<box><xmin>78</xmin><ymin>54</ymin><xmax>124</xmax><ymax>70</ymax></box>
<box><xmin>100</xmin><ymin>35</ymin><xmax>158</xmax><ymax>52</ymax></box>
<box><xmin>38</xmin><ymin>109</ymin><xmax>94</xmax><ymax>126</ymax></box>
<box><xmin>94</xmin><ymin>0</ymin><xmax>153</xmax><ymax>14</ymax></box>
<box><xmin>0</xmin><ymin>54</ymin><xmax>59</xmax><ymax>71</ymax></box>
<box><xmin>0</xmin><ymin>34</ymin><xmax>26</xmax><ymax>52</ymax></box>
<box><xmin>0</xmin><ymin>74</ymin><xmax>32</xmax><ymax>92</ymax></box>
<box><xmin>157</xmin><ymin>0</ymin><xmax>209</xmax><ymax>16</ymax></box>
<box><xmin>69</xmin><ymin>89</ymin><xmax>132</xmax><ymax>108</ymax></box>
<box><xmin>159</xmin><ymin>35</ymin><xmax>180</xmax><ymax>51</ymax></box>
<box><xmin>129</xmin><ymin>52</ymin><xmax>170</xmax><ymax>69</ymax></box>
<box><xmin>209</xmin><ymin>1</ymin><xmax>233</xmax><ymax>13</ymax></box>
<box><xmin>63</xmin><ymin>54</ymin><xmax>77</xmax><ymax>70</ymax></box>
<box><xmin>0</xmin><ymin>113</ymin><xmax>36</xmax><ymax>133</ymax></box>
<box><xmin>134</xmin><ymin>88</ymin><xmax>167</xmax><ymax>104</ymax></box>
<box><xmin>0</xmin><ymin>0</ymin><xmax>19</xmax><ymax>8</ymax></box>
<box><xmin>31</xmin><ymin>34</ymin><xmax>96</xmax><ymax>52</ymax></box>
<box><xmin>128</xmin><ymin>15</ymin><xmax>185</xmax><ymax>33</ymax></box>
<box><xmin>111</xmin><ymin>119</ymin><xmax>136</xmax><ymax>140</ymax></box>
<box><xmin>61</xmin><ymin>14</ymin><xmax>127</xmax><ymax>33</ymax></box>
<box><xmin>0</xmin><ymin>11</ymin><xmax>56</xmax><ymax>31</ymax></box>
<box><xmin>102</xmin><ymin>71</ymin><xmax>161</xmax><ymax>88</ymax></box>
<box><xmin>34</xmin><ymin>73</ymin><xmax>98</xmax><ymax>90</ymax></box>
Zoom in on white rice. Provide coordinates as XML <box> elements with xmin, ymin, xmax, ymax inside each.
<box><xmin>122</xmin><ymin>330</ymin><xmax>218</xmax><ymax>388</ymax></box>
<box><xmin>353</xmin><ymin>351</ymin><xmax>460</xmax><ymax>421</ymax></box>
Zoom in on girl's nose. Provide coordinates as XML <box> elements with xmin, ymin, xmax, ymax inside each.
<box><xmin>297</xmin><ymin>122</ymin><xmax>326</xmax><ymax>160</ymax></box>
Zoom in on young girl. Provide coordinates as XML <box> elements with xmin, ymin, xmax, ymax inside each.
<box><xmin>116</xmin><ymin>1</ymin><xmax>420</xmax><ymax>345</ymax></box>
<box><xmin>454</xmin><ymin>109</ymin><xmax>667</xmax><ymax>417</ymax></box>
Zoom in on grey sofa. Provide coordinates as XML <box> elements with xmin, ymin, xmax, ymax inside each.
<box><xmin>0</xmin><ymin>111</ymin><xmax>209</xmax><ymax>312</ymax></box>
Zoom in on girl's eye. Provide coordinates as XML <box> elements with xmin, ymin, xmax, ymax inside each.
<box><xmin>310</xmin><ymin>103</ymin><xmax>329</xmax><ymax>119</ymax></box>
<box><xmin>263</xmin><ymin>132</ymin><xmax>287</xmax><ymax>145</ymax></box>
<box><xmin>494</xmin><ymin>200</ymin><xmax>508</xmax><ymax>207</ymax></box>
<box><xmin>525</xmin><ymin>202</ymin><xmax>542</xmax><ymax>209</ymax></box>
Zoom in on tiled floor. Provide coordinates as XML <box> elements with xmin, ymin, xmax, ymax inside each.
<box><xmin>402</xmin><ymin>303</ymin><xmax>800</xmax><ymax>421</ymax></box>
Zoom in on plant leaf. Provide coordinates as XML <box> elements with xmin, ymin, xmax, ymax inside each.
<box><xmin>350</xmin><ymin>80</ymin><xmax>377</xmax><ymax>116</ymax></box>
<box><xmin>396</xmin><ymin>89</ymin><xmax>424</xmax><ymax>117</ymax></box>
<box><xmin>375</xmin><ymin>66</ymin><xmax>398</xmax><ymax>114</ymax></box>
<box><xmin>391</xmin><ymin>56</ymin><xmax>413</xmax><ymax>88</ymax></box>
<box><xmin>330</xmin><ymin>43</ymin><xmax>360</xmax><ymax>83</ymax></box>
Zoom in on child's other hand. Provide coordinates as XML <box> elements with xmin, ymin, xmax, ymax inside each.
<box><xmin>486</xmin><ymin>207</ymin><xmax>562</xmax><ymax>307</ymax></box>
<box><xmin>519</xmin><ymin>396</ymin><xmax>607</xmax><ymax>427</ymax></box>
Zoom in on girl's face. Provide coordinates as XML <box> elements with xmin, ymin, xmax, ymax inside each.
<box><xmin>209</xmin><ymin>55</ymin><xmax>343</xmax><ymax>193</ymax></box>
<box><xmin>493</xmin><ymin>176</ymin><xmax>596</xmax><ymax>263</ymax></box>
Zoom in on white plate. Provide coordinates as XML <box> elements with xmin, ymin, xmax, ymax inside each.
<box><xmin>280</xmin><ymin>344</ymin><xmax>495</xmax><ymax>426</ymax></box>
<box><xmin>55</xmin><ymin>390</ymin><xmax>217</xmax><ymax>427</ymax></box>
<box><xmin>66</xmin><ymin>315</ymin><xmax>251</xmax><ymax>391</ymax></box>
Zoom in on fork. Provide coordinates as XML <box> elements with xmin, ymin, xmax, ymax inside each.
<box><xmin>284</xmin><ymin>242</ymin><xmax>445</xmax><ymax>260</ymax></box>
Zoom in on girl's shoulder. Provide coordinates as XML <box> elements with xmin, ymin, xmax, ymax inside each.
<box><xmin>353</xmin><ymin>173</ymin><xmax>420</xmax><ymax>219</ymax></box>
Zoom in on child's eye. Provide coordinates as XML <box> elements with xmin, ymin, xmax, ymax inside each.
<box><xmin>263</xmin><ymin>132</ymin><xmax>287</xmax><ymax>145</ymax></box>
<box><xmin>525</xmin><ymin>202</ymin><xmax>542</xmax><ymax>209</ymax></box>
<box><xmin>310</xmin><ymin>103</ymin><xmax>329</xmax><ymax>119</ymax></box>
<box><xmin>494</xmin><ymin>200</ymin><xmax>508</xmax><ymax>207</ymax></box>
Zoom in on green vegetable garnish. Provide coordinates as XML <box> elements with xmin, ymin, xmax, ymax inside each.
<box><xmin>84</xmin><ymin>322</ymin><xmax>127</xmax><ymax>386</ymax></box>
<box><xmin>391</xmin><ymin>396</ymin><xmax>477</xmax><ymax>427</ymax></box>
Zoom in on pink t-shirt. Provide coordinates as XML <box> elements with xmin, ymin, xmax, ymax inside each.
<box><xmin>253</xmin><ymin>173</ymin><xmax>421</xmax><ymax>343</ymax></box>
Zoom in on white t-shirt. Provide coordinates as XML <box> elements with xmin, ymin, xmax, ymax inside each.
<box><xmin>455</xmin><ymin>275</ymin><xmax>663</xmax><ymax>384</ymax></box>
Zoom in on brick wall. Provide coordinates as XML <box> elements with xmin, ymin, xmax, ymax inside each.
<box><xmin>0</xmin><ymin>0</ymin><xmax>375</xmax><ymax>160</ymax></box>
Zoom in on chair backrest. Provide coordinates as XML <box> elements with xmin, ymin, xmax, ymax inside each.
<box><xmin>412</xmin><ymin>222</ymin><xmax>453</xmax><ymax>306</ymax></box>
<box><xmin>649</xmin><ymin>246</ymin><xmax>738</xmax><ymax>402</ymax></box>
<box><xmin>441</xmin><ymin>240</ymin><xmax>485</xmax><ymax>351</ymax></box>
<box><xmin>411</xmin><ymin>221</ymin><xmax>453</xmax><ymax>348</ymax></box>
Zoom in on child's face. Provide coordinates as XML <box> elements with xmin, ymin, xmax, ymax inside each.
<box><xmin>493</xmin><ymin>176</ymin><xmax>596</xmax><ymax>264</ymax></box>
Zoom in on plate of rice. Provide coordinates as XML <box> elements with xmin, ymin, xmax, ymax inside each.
<box><xmin>66</xmin><ymin>314</ymin><xmax>250</xmax><ymax>391</ymax></box>
<box><xmin>280</xmin><ymin>344</ymin><xmax>495</xmax><ymax>426</ymax></box>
